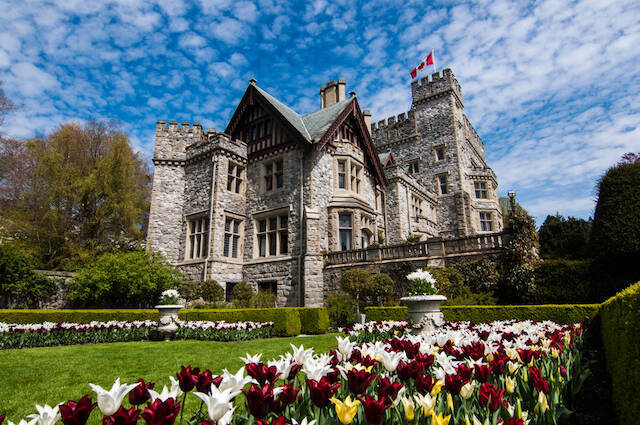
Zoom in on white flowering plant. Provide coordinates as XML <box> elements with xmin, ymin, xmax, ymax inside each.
<box><xmin>159</xmin><ymin>289</ymin><xmax>181</xmax><ymax>305</ymax></box>
<box><xmin>405</xmin><ymin>268</ymin><xmax>439</xmax><ymax>296</ymax></box>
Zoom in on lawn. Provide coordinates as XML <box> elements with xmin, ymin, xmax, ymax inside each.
<box><xmin>0</xmin><ymin>334</ymin><xmax>340</xmax><ymax>422</ymax></box>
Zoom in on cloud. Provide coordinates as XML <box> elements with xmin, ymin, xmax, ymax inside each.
<box><xmin>179</xmin><ymin>32</ymin><xmax>208</xmax><ymax>48</ymax></box>
<box><xmin>9</xmin><ymin>62</ymin><xmax>60</xmax><ymax>96</ymax></box>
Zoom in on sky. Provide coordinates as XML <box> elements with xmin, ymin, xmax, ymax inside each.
<box><xmin>0</xmin><ymin>0</ymin><xmax>639</xmax><ymax>226</ymax></box>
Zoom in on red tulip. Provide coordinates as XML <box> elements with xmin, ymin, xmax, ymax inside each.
<box><xmin>414</xmin><ymin>353</ymin><xmax>434</xmax><ymax>368</ymax></box>
<box><xmin>141</xmin><ymin>399</ymin><xmax>181</xmax><ymax>425</ymax></box>
<box><xmin>0</xmin><ymin>413</ymin><xmax>5</xmax><ymax>425</ymax></box>
<box><xmin>444</xmin><ymin>373</ymin><xmax>468</xmax><ymax>395</ymax></box>
<box><xmin>60</xmin><ymin>395</ymin><xmax>97</xmax><ymax>425</ymax></box>
<box><xmin>359</xmin><ymin>355</ymin><xmax>378</xmax><ymax>368</ymax></box>
<box><xmin>242</xmin><ymin>384</ymin><xmax>275</xmax><ymax>418</ymax></box>
<box><xmin>357</xmin><ymin>395</ymin><xmax>389</xmax><ymax>425</ymax></box>
<box><xmin>415</xmin><ymin>374</ymin><xmax>436</xmax><ymax>395</ymax></box>
<box><xmin>102</xmin><ymin>406</ymin><xmax>140</xmax><ymax>425</ymax></box>
<box><xmin>129</xmin><ymin>380</ymin><xmax>155</xmax><ymax>406</ymax></box>
<box><xmin>529</xmin><ymin>368</ymin><xmax>549</xmax><ymax>394</ymax></box>
<box><xmin>377</xmin><ymin>376</ymin><xmax>403</xmax><ymax>401</ymax></box>
<box><xmin>397</xmin><ymin>361</ymin><xmax>424</xmax><ymax>381</ymax></box>
<box><xmin>559</xmin><ymin>365</ymin><xmax>567</xmax><ymax>377</ymax></box>
<box><xmin>347</xmin><ymin>368</ymin><xmax>376</xmax><ymax>395</ymax></box>
<box><xmin>474</xmin><ymin>364</ymin><xmax>490</xmax><ymax>383</ymax></box>
<box><xmin>456</xmin><ymin>364</ymin><xmax>473</xmax><ymax>381</ymax></box>
<box><xmin>195</xmin><ymin>370</ymin><xmax>214</xmax><ymax>393</ymax></box>
<box><xmin>256</xmin><ymin>417</ymin><xmax>288</xmax><ymax>425</ymax></box>
<box><xmin>462</xmin><ymin>341</ymin><xmax>485</xmax><ymax>360</ymax></box>
<box><xmin>176</xmin><ymin>365</ymin><xmax>200</xmax><ymax>392</ymax></box>
<box><xmin>504</xmin><ymin>418</ymin><xmax>526</xmax><ymax>425</ymax></box>
<box><xmin>478</xmin><ymin>382</ymin><xmax>504</xmax><ymax>412</ymax></box>
<box><xmin>306</xmin><ymin>377</ymin><xmax>341</xmax><ymax>408</ymax></box>
<box><xmin>518</xmin><ymin>349</ymin><xmax>536</xmax><ymax>364</ymax></box>
<box><xmin>246</xmin><ymin>363</ymin><xmax>281</xmax><ymax>386</ymax></box>
<box><xmin>489</xmin><ymin>358</ymin><xmax>506</xmax><ymax>375</ymax></box>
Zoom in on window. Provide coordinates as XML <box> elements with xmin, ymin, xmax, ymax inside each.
<box><xmin>376</xmin><ymin>191</ymin><xmax>383</xmax><ymax>212</ymax></box>
<box><xmin>361</xmin><ymin>230</ymin><xmax>371</xmax><ymax>249</ymax></box>
<box><xmin>227</xmin><ymin>162</ymin><xmax>244</xmax><ymax>194</ymax></box>
<box><xmin>480</xmin><ymin>212</ymin><xmax>493</xmax><ymax>231</ymax></box>
<box><xmin>411</xmin><ymin>195</ymin><xmax>424</xmax><ymax>220</ymax></box>
<box><xmin>350</xmin><ymin>164</ymin><xmax>362</xmax><ymax>193</ymax></box>
<box><xmin>407</xmin><ymin>160</ymin><xmax>420</xmax><ymax>174</ymax></box>
<box><xmin>338</xmin><ymin>214</ymin><xmax>352</xmax><ymax>251</ymax></box>
<box><xmin>437</xmin><ymin>174</ymin><xmax>448</xmax><ymax>195</ymax></box>
<box><xmin>435</xmin><ymin>146</ymin><xmax>445</xmax><ymax>161</ymax></box>
<box><xmin>264</xmin><ymin>158</ymin><xmax>284</xmax><ymax>191</ymax></box>
<box><xmin>224</xmin><ymin>217</ymin><xmax>242</xmax><ymax>258</ymax></box>
<box><xmin>225</xmin><ymin>282</ymin><xmax>238</xmax><ymax>302</ymax></box>
<box><xmin>257</xmin><ymin>214</ymin><xmax>288</xmax><ymax>257</ymax></box>
<box><xmin>338</xmin><ymin>160</ymin><xmax>346</xmax><ymax>189</ymax></box>
<box><xmin>474</xmin><ymin>182</ymin><xmax>487</xmax><ymax>199</ymax></box>
<box><xmin>187</xmin><ymin>217</ymin><xmax>208</xmax><ymax>259</ymax></box>
<box><xmin>259</xmin><ymin>280</ymin><xmax>277</xmax><ymax>295</ymax></box>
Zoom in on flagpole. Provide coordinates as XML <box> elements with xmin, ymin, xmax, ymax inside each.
<box><xmin>432</xmin><ymin>48</ymin><xmax>436</xmax><ymax>74</ymax></box>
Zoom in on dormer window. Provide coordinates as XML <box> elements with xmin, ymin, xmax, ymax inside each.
<box><xmin>335</xmin><ymin>157</ymin><xmax>362</xmax><ymax>194</ymax></box>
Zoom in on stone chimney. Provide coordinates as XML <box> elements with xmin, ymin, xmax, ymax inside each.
<box><xmin>363</xmin><ymin>109</ymin><xmax>372</xmax><ymax>135</ymax></box>
<box><xmin>320</xmin><ymin>78</ymin><xmax>346</xmax><ymax>108</ymax></box>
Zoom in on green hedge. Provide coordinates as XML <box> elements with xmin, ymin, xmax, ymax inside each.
<box><xmin>599</xmin><ymin>280</ymin><xmax>640</xmax><ymax>424</ymax></box>
<box><xmin>180</xmin><ymin>308</ymin><xmax>301</xmax><ymax>336</ymax></box>
<box><xmin>0</xmin><ymin>309</ymin><xmax>158</xmax><ymax>323</ymax></box>
<box><xmin>295</xmin><ymin>308</ymin><xmax>330</xmax><ymax>334</ymax></box>
<box><xmin>365</xmin><ymin>304</ymin><xmax>600</xmax><ymax>324</ymax></box>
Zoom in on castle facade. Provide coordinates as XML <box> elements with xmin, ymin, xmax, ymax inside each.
<box><xmin>147</xmin><ymin>69</ymin><xmax>503</xmax><ymax>306</ymax></box>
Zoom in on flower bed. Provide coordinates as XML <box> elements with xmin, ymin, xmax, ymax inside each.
<box><xmin>345</xmin><ymin>320</ymin><xmax>409</xmax><ymax>344</ymax></box>
<box><xmin>0</xmin><ymin>320</ymin><xmax>274</xmax><ymax>349</ymax></box>
<box><xmin>3</xmin><ymin>320</ymin><xmax>587</xmax><ymax>425</ymax></box>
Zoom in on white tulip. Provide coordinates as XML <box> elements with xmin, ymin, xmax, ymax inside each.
<box><xmin>8</xmin><ymin>420</ymin><xmax>37</xmax><ymax>425</ymax></box>
<box><xmin>336</xmin><ymin>336</ymin><xmax>355</xmax><ymax>361</ymax></box>
<box><xmin>218</xmin><ymin>367</ymin><xmax>252</xmax><ymax>395</ymax></box>
<box><xmin>240</xmin><ymin>353</ymin><xmax>262</xmax><ymax>364</ymax></box>
<box><xmin>27</xmin><ymin>405</ymin><xmax>60</xmax><ymax>425</ymax></box>
<box><xmin>89</xmin><ymin>378</ymin><xmax>139</xmax><ymax>416</ymax></box>
<box><xmin>380</xmin><ymin>351</ymin><xmax>403</xmax><ymax>372</ymax></box>
<box><xmin>148</xmin><ymin>383</ymin><xmax>181</xmax><ymax>402</ymax></box>
<box><xmin>193</xmin><ymin>387</ymin><xmax>237</xmax><ymax>422</ymax></box>
<box><xmin>292</xmin><ymin>418</ymin><xmax>316</xmax><ymax>425</ymax></box>
<box><xmin>290</xmin><ymin>344</ymin><xmax>314</xmax><ymax>365</ymax></box>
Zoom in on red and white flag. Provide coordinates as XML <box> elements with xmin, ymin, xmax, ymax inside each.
<box><xmin>410</xmin><ymin>51</ymin><xmax>435</xmax><ymax>79</ymax></box>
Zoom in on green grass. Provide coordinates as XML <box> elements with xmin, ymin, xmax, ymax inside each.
<box><xmin>0</xmin><ymin>334</ymin><xmax>339</xmax><ymax>422</ymax></box>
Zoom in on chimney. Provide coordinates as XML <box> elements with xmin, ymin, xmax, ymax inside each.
<box><xmin>363</xmin><ymin>110</ymin><xmax>372</xmax><ymax>135</ymax></box>
<box><xmin>320</xmin><ymin>78</ymin><xmax>347</xmax><ymax>108</ymax></box>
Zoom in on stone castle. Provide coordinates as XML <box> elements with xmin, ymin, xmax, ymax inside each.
<box><xmin>147</xmin><ymin>68</ymin><xmax>503</xmax><ymax>306</ymax></box>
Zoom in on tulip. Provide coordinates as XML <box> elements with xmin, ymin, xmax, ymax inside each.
<box><xmin>193</xmin><ymin>387</ymin><xmax>237</xmax><ymax>422</ymax></box>
<box><xmin>246</xmin><ymin>363</ymin><xmax>281</xmax><ymax>386</ymax></box>
<box><xmin>444</xmin><ymin>373</ymin><xmax>467</xmax><ymax>395</ymax></box>
<box><xmin>129</xmin><ymin>380</ymin><xmax>155</xmax><ymax>406</ymax></box>
<box><xmin>218</xmin><ymin>367</ymin><xmax>252</xmax><ymax>395</ymax></box>
<box><xmin>432</xmin><ymin>413</ymin><xmax>451</xmax><ymax>425</ymax></box>
<box><xmin>413</xmin><ymin>393</ymin><xmax>436</xmax><ymax>416</ymax></box>
<box><xmin>504</xmin><ymin>419</ymin><xmax>526</xmax><ymax>425</ymax></box>
<box><xmin>460</xmin><ymin>382</ymin><xmax>476</xmax><ymax>400</ymax></box>
<box><xmin>59</xmin><ymin>396</ymin><xmax>97</xmax><ymax>425</ymax></box>
<box><xmin>478</xmin><ymin>383</ymin><xmax>505</xmax><ymax>412</ymax></box>
<box><xmin>559</xmin><ymin>365</ymin><xmax>567</xmax><ymax>377</ymax></box>
<box><xmin>306</xmin><ymin>377</ymin><xmax>341</xmax><ymax>408</ymax></box>
<box><xmin>141</xmin><ymin>399</ymin><xmax>181</xmax><ymax>425</ymax></box>
<box><xmin>275</xmin><ymin>383</ymin><xmax>300</xmax><ymax>409</ymax></box>
<box><xmin>474</xmin><ymin>364</ymin><xmax>490</xmax><ymax>383</ymax></box>
<box><xmin>380</xmin><ymin>351</ymin><xmax>402</xmax><ymax>372</ymax></box>
<box><xmin>89</xmin><ymin>378</ymin><xmax>140</xmax><ymax>416</ymax></box>
<box><xmin>528</xmin><ymin>368</ymin><xmax>549</xmax><ymax>394</ymax></box>
<box><xmin>291</xmin><ymin>419</ymin><xmax>316</xmax><ymax>425</ymax></box>
<box><xmin>8</xmin><ymin>420</ymin><xmax>37</xmax><ymax>425</ymax></box>
<box><xmin>27</xmin><ymin>405</ymin><xmax>60</xmax><ymax>425</ymax></box>
<box><xmin>506</xmin><ymin>376</ymin><xmax>516</xmax><ymax>394</ymax></box>
<box><xmin>336</xmin><ymin>336</ymin><xmax>355</xmax><ymax>361</ymax></box>
<box><xmin>0</xmin><ymin>414</ymin><xmax>5</xmax><ymax>425</ymax></box>
<box><xmin>357</xmin><ymin>395</ymin><xmax>389</xmax><ymax>425</ymax></box>
<box><xmin>330</xmin><ymin>396</ymin><xmax>360</xmax><ymax>425</ymax></box>
<box><xmin>176</xmin><ymin>365</ymin><xmax>200</xmax><ymax>392</ymax></box>
<box><xmin>415</xmin><ymin>374</ymin><xmax>435</xmax><ymax>395</ymax></box>
<box><xmin>346</xmin><ymin>369</ymin><xmax>375</xmax><ymax>395</ymax></box>
<box><xmin>400</xmin><ymin>396</ymin><xmax>415</xmax><ymax>421</ymax></box>
<box><xmin>256</xmin><ymin>417</ymin><xmax>287</xmax><ymax>425</ymax></box>
<box><xmin>148</xmin><ymin>385</ymin><xmax>181</xmax><ymax>403</ymax></box>
<box><xmin>102</xmin><ymin>406</ymin><xmax>140</xmax><ymax>425</ymax></box>
<box><xmin>240</xmin><ymin>353</ymin><xmax>263</xmax><ymax>364</ymax></box>
<box><xmin>430</xmin><ymin>379</ymin><xmax>444</xmax><ymax>397</ymax></box>
<box><xmin>242</xmin><ymin>384</ymin><xmax>275</xmax><ymax>419</ymax></box>
<box><xmin>535</xmin><ymin>391</ymin><xmax>549</xmax><ymax>414</ymax></box>
<box><xmin>377</xmin><ymin>376</ymin><xmax>403</xmax><ymax>401</ymax></box>
<box><xmin>507</xmin><ymin>361</ymin><xmax>520</xmax><ymax>375</ymax></box>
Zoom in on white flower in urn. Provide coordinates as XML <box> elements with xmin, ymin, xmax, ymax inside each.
<box><xmin>160</xmin><ymin>289</ymin><xmax>180</xmax><ymax>305</ymax></box>
<box><xmin>405</xmin><ymin>269</ymin><xmax>439</xmax><ymax>296</ymax></box>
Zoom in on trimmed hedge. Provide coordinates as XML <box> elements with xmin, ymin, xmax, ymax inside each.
<box><xmin>295</xmin><ymin>308</ymin><xmax>330</xmax><ymax>334</ymax></box>
<box><xmin>180</xmin><ymin>308</ymin><xmax>301</xmax><ymax>336</ymax></box>
<box><xmin>365</xmin><ymin>304</ymin><xmax>600</xmax><ymax>324</ymax></box>
<box><xmin>599</xmin><ymin>280</ymin><xmax>640</xmax><ymax>424</ymax></box>
<box><xmin>0</xmin><ymin>309</ymin><xmax>158</xmax><ymax>323</ymax></box>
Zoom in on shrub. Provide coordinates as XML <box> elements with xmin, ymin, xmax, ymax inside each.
<box><xmin>326</xmin><ymin>291</ymin><xmax>358</xmax><ymax>328</ymax></box>
<box><xmin>428</xmin><ymin>267</ymin><xmax>466</xmax><ymax>298</ymax></box>
<box><xmin>538</xmin><ymin>214</ymin><xmax>591</xmax><ymax>259</ymax></box>
<box><xmin>180</xmin><ymin>280</ymin><xmax>201</xmax><ymax>302</ymax></box>
<box><xmin>533</xmin><ymin>259</ymin><xmax>594</xmax><ymax>303</ymax></box>
<box><xmin>453</xmin><ymin>259</ymin><xmax>500</xmax><ymax>293</ymax></box>
<box><xmin>404</xmin><ymin>234</ymin><xmax>422</xmax><ymax>243</ymax></box>
<box><xmin>296</xmin><ymin>308</ymin><xmax>330</xmax><ymax>334</ymax></box>
<box><xmin>364</xmin><ymin>306</ymin><xmax>406</xmax><ymax>322</ymax></box>
<box><xmin>370</xmin><ymin>273</ymin><xmax>394</xmax><ymax>306</ymax></box>
<box><xmin>443</xmin><ymin>292</ymin><xmax>497</xmax><ymax>306</ymax></box>
<box><xmin>200</xmin><ymin>280</ymin><xmax>224</xmax><ymax>302</ymax></box>
<box><xmin>341</xmin><ymin>268</ymin><xmax>373</xmax><ymax>311</ymax></box>
<box><xmin>231</xmin><ymin>282</ymin><xmax>254</xmax><ymax>308</ymax></box>
<box><xmin>498</xmin><ymin>264</ymin><xmax>536</xmax><ymax>304</ymax></box>
<box><xmin>0</xmin><ymin>244</ymin><xmax>57</xmax><ymax>308</ymax></box>
<box><xmin>252</xmin><ymin>290</ymin><xmax>276</xmax><ymax>308</ymax></box>
<box><xmin>67</xmin><ymin>250</ymin><xmax>183</xmax><ymax>308</ymax></box>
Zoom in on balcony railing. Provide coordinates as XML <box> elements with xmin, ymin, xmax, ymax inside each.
<box><xmin>324</xmin><ymin>232</ymin><xmax>507</xmax><ymax>266</ymax></box>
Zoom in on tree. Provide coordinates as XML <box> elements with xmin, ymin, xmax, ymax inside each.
<box><xmin>538</xmin><ymin>214</ymin><xmax>592</xmax><ymax>259</ymax></box>
<box><xmin>0</xmin><ymin>81</ymin><xmax>16</xmax><ymax>131</ymax></box>
<box><xmin>589</xmin><ymin>157</ymin><xmax>640</xmax><ymax>295</ymax></box>
<box><xmin>0</xmin><ymin>121</ymin><xmax>151</xmax><ymax>269</ymax></box>
<box><xmin>0</xmin><ymin>244</ymin><xmax>57</xmax><ymax>308</ymax></box>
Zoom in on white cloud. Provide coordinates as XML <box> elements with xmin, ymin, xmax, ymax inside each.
<box><xmin>179</xmin><ymin>32</ymin><xmax>208</xmax><ymax>48</ymax></box>
<box><xmin>10</xmin><ymin>62</ymin><xmax>60</xmax><ymax>96</ymax></box>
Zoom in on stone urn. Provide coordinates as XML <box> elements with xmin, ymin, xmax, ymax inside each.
<box><xmin>400</xmin><ymin>295</ymin><xmax>447</xmax><ymax>335</ymax></box>
<box><xmin>155</xmin><ymin>304</ymin><xmax>183</xmax><ymax>341</ymax></box>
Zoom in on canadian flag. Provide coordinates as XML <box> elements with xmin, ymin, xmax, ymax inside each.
<box><xmin>410</xmin><ymin>51</ymin><xmax>434</xmax><ymax>79</ymax></box>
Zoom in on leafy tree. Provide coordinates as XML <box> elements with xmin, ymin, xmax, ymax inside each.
<box><xmin>326</xmin><ymin>291</ymin><xmax>358</xmax><ymax>328</ymax></box>
<box><xmin>341</xmin><ymin>268</ymin><xmax>374</xmax><ymax>311</ymax></box>
<box><xmin>0</xmin><ymin>244</ymin><xmax>58</xmax><ymax>308</ymax></box>
<box><xmin>231</xmin><ymin>282</ymin><xmax>254</xmax><ymax>308</ymax></box>
<box><xmin>370</xmin><ymin>273</ymin><xmax>394</xmax><ymax>306</ymax></box>
<box><xmin>200</xmin><ymin>280</ymin><xmax>224</xmax><ymax>302</ymax></box>
<box><xmin>67</xmin><ymin>250</ymin><xmax>183</xmax><ymax>308</ymax></box>
<box><xmin>0</xmin><ymin>81</ymin><xmax>16</xmax><ymax>131</ymax></box>
<box><xmin>538</xmin><ymin>214</ymin><xmax>592</xmax><ymax>259</ymax></box>
<box><xmin>0</xmin><ymin>121</ymin><xmax>151</xmax><ymax>269</ymax></box>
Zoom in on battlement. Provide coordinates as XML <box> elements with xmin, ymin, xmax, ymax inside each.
<box><xmin>371</xmin><ymin>109</ymin><xmax>416</xmax><ymax>131</ymax></box>
<box><xmin>410</xmin><ymin>68</ymin><xmax>462</xmax><ymax>106</ymax></box>
<box><xmin>154</xmin><ymin>120</ymin><xmax>215</xmax><ymax>162</ymax></box>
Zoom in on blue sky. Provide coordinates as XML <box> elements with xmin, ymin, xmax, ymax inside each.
<box><xmin>1</xmin><ymin>0</ymin><xmax>639</xmax><ymax>226</ymax></box>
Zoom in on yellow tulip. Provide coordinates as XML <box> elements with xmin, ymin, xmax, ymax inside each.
<box><xmin>460</xmin><ymin>382</ymin><xmax>475</xmax><ymax>399</ymax></box>
<box><xmin>505</xmin><ymin>347</ymin><xmax>520</xmax><ymax>362</ymax></box>
<box><xmin>447</xmin><ymin>392</ymin><xmax>454</xmax><ymax>413</ymax></box>
<box><xmin>507</xmin><ymin>361</ymin><xmax>520</xmax><ymax>375</ymax></box>
<box><xmin>330</xmin><ymin>396</ymin><xmax>360</xmax><ymax>425</ymax></box>
<box><xmin>414</xmin><ymin>393</ymin><xmax>436</xmax><ymax>416</ymax></box>
<box><xmin>400</xmin><ymin>396</ymin><xmax>415</xmax><ymax>421</ymax></box>
<box><xmin>535</xmin><ymin>391</ymin><xmax>549</xmax><ymax>414</ymax></box>
<box><xmin>432</xmin><ymin>413</ymin><xmax>451</xmax><ymax>425</ymax></box>
<box><xmin>430</xmin><ymin>379</ymin><xmax>444</xmax><ymax>397</ymax></box>
<box><xmin>486</xmin><ymin>353</ymin><xmax>494</xmax><ymax>362</ymax></box>
<box><xmin>506</xmin><ymin>376</ymin><xmax>515</xmax><ymax>393</ymax></box>
<box><xmin>551</xmin><ymin>348</ymin><xmax>559</xmax><ymax>359</ymax></box>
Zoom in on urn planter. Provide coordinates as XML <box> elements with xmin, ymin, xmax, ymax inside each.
<box><xmin>155</xmin><ymin>304</ymin><xmax>183</xmax><ymax>341</ymax></box>
<box><xmin>400</xmin><ymin>295</ymin><xmax>447</xmax><ymax>335</ymax></box>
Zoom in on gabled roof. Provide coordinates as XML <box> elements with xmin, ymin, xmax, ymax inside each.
<box><xmin>302</xmin><ymin>98</ymin><xmax>353</xmax><ymax>141</ymax></box>
<box><xmin>253</xmin><ymin>85</ymin><xmax>313</xmax><ymax>141</ymax></box>
<box><xmin>378</xmin><ymin>152</ymin><xmax>395</xmax><ymax>167</ymax></box>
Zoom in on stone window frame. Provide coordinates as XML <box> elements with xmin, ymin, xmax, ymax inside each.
<box><xmin>436</xmin><ymin>172</ymin><xmax>449</xmax><ymax>195</ymax></box>
<box><xmin>226</xmin><ymin>160</ymin><xmax>245</xmax><ymax>194</ymax></box>
<box><xmin>223</xmin><ymin>212</ymin><xmax>244</xmax><ymax>260</ymax></box>
<box><xmin>254</xmin><ymin>207</ymin><xmax>289</xmax><ymax>258</ymax></box>
<box><xmin>338</xmin><ymin>212</ymin><xmax>353</xmax><ymax>251</ymax></box>
<box><xmin>474</xmin><ymin>181</ymin><xmax>488</xmax><ymax>199</ymax></box>
<box><xmin>375</xmin><ymin>189</ymin><xmax>384</xmax><ymax>213</ymax></box>
<box><xmin>334</xmin><ymin>156</ymin><xmax>363</xmax><ymax>195</ymax></box>
<box><xmin>479</xmin><ymin>211</ymin><xmax>493</xmax><ymax>232</ymax></box>
<box><xmin>433</xmin><ymin>144</ymin><xmax>446</xmax><ymax>162</ymax></box>
<box><xmin>262</xmin><ymin>157</ymin><xmax>285</xmax><ymax>193</ymax></box>
<box><xmin>185</xmin><ymin>214</ymin><xmax>209</xmax><ymax>260</ymax></box>
<box><xmin>406</xmin><ymin>158</ymin><xmax>421</xmax><ymax>175</ymax></box>
<box><xmin>410</xmin><ymin>193</ymin><xmax>425</xmax><ymax>221</ymax></box>
<box><xmin>360</xmin><ymin>214</ymin><xmax>374</xmax><ymax>249</ymax></box>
